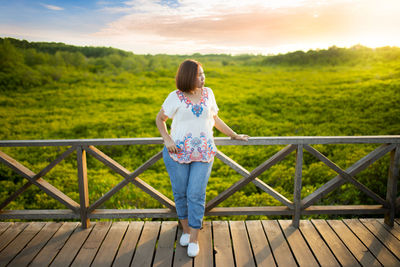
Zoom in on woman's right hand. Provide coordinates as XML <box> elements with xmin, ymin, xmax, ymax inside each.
<box><xmin>164</xmin><ymin>137</ymin><xmax>179</xmax><ymax>153</ymax></box>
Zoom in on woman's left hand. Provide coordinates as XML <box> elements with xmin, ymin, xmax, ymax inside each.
<box><xmin>231</xmin><ymin>134</ymin><xmax>250</xmax><ymax>141</ymax></box>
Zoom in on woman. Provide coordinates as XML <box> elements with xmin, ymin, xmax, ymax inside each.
<box><xmin>155</xmin><ymin>59</ymin><xmax>249</xmax><ymax>257</ymax></box>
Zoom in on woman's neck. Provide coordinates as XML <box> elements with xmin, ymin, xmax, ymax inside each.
<box><xmin>187</xmin><ymin>87</ymin><xmax>202</xmax><ymax>95</ymax></box>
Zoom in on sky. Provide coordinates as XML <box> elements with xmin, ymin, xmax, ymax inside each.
<box><xmin>1</xmin><ymin>0</ymin><xmax>400</xmax><ymax>55</ymax></box>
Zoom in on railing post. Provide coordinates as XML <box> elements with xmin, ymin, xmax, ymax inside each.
<box><xmin>384</xmin><ymin>145</ymin><xmax>400</xmax><ymax>227</ymax></box>
<box><xmin>77</xmin><ymin>146</ymin><xmax>90</xmax><ymax>228</ymax></box>
<box><xmin>292</xmin><ymin>144</ymin><xmax>303</xmax><ymax>228</ymax></box>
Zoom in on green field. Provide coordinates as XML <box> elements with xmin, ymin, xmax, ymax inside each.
<box><xmin>1</xmin><ymin>38</ymin><xmax>399</xmax><ymax>220</ymax></box>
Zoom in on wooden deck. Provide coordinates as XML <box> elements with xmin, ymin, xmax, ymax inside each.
<box><xmin>0</xmin><ymin>218</ymin><xmax>399</xmax><ymax>267</ymax></box>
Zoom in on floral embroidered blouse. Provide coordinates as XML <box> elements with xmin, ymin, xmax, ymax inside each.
<box><xmin>161</xmin><ymin>87</ymin><xmax>219</xmax><ymax>163</ymax></box>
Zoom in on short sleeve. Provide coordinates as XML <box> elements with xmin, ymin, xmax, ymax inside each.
<box><xmin>161</xmin><ymin>91</ymin><xmax>179</xmax><ymax>118</ymax></box>
<box><xmin>208</xmin><ymin>88</ymin><xmax>219</xmax><ymax>116</ymax></box>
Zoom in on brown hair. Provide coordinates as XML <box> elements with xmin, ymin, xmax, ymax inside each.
<box><xmin>175</xmin><ymin>59</ymin><xmax>202</xmax><ymax>92</ymax></box>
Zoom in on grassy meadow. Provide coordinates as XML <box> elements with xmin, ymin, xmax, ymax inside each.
<box><xmin>1</xmin><ymin>38</ymin><xmax>400</xmax><ymax>220</ymax></box>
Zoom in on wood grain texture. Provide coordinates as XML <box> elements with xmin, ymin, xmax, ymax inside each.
<box><xmin>327</xmin><ymin>220</ymin><xmax>381</xmax><ymax>267</ymax></box>
<box><xmin>50</xmin><ymin>222</ymin><xmax>95</xmax><ymax>267</ymax></box>
<box><xmin>299</xmin><ymin>220</ymin><xmax>340</xmax><ymax>267</ymax></box>
<box><xmin>312</xmin><ymin>219</ymin><xmax>360</xmax><ymax>267</ymax></box>
<box><xmin>91</xmin><ymin>221</ymin><xmax>129</xmax><ymax>267</ymax></box>
<box><xmin>279</xmin><ymin>220</ymin><xmax>319</xmax><ymax>266</ymax></box>
<box><xmin>152</xmin><ymin>221</ymin><xmax>177</xmax><ymax>267</ymax></box>
<box><xmin>194</xmin><ymin>221</ymin><xmax>213</xmax><ymax>267</ymax></box>
<box><xmin>230</xmin><ymin>221</ymin><xmax>255</xmax><ymax>267</ymax></box>
<box><xmin>71</xmin><ymin>221</ymin><xmax>111</xmax><ymax>267</ymax></box>
<box><xmin>246</xmin><ymin>220</ymin><xmax>276</xmax><ymax>267</ymax></box>
<box><xmin>261</xmin><ymin>220</ymin><xmax>297</xmax><ymax>266</ymax></box>
<box><xmin>343</xmin><ymin>219</ymin><xmax>400</xmax><ymax>266</ymax></box>
<box><xmin>30</xmin><ymin>222</ymin><xmax>79</xmax><ymax>267</ymax></box>
<box><xmin>112</xmin><ymin>221</ymin><xmax>144</xmax><ymax>267</ymax></box>
<box><xmin>131</xmin><ymin>221</ymin><xmax>161</xmax><ymax>267</ymax></box>
<box><xmin>213</xmin><ymin>221</ymin><xmax>235</xmax><ymax>267</ymax></box>
<box><xmin>0</xmin><ymin>222</ymin><xmax>46</xmax><ymax>266</ymax></box>
<box><xmin>8</xmin><ymin>222</ymin><xmax>63</xmax><ymax>266</ymax></box>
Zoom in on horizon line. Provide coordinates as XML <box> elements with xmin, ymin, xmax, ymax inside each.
<box><xmin>2</xmin><ymin>36</ymin><xmax>399</xmax><ymax>57</ymax></box>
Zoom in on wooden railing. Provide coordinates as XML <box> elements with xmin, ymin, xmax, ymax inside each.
<box><xmin>0</xmin><ymin>136</ymin><xmax>399</xmax><ymax>229</ymax></box>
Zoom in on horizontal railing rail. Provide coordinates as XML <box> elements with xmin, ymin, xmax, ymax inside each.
<box><xmin>0</xmin><ymin>136</ymin><xmax>399</xmax><ymax>229</ymax></box>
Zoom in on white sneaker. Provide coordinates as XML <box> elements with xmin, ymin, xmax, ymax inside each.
<box><xmin>179</xmin><ymin>233</ymin><xmax>190</xmax><ymax>246</ymax></box>
<box><xmin>187</xmin><ymin>242</ymin><xmax>199</xmax><ymax>257</ymax></box>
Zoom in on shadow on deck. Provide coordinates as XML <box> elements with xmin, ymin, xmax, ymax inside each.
<box><xmin>0</xmin><ymin>218</ymin><xmax>399</xmax><ymax>266</ymax></box>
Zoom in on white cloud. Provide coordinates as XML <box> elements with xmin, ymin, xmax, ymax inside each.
<box><xmin>40</xmin><ymin>3</ymin><xmax>64</xmax><ymax>11</ymax></box>
<box><xmin>89</xmin><ymin>0</ymin><xmax>400</xmax><ymax>54</ymax></box>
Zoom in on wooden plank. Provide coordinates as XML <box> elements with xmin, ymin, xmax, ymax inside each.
<box><xmin>86</xmin><ymin>146</ymin><xmax>175</xmax><ymax>211</ymax></box>
<box><xmin>172</xmin><ymin>227</ymin><xmax>192</xmax><ymax>267</ymax></box>
<box><xmin>0</xmin><ymin>151</ymin><xmax>80</xmax><ymax>211</ymax></box>
<box><xmin>216</xmin><ymin>150</ymin><xmax>294</xmax><ymax>208</ymax></box>
<box><xmin>261</xmin><ymin>220</ymin><xmax>297</xmax><ymax>266</ymax></box>
<box><xmin>131</xmin><ymin>221</ymin><xmax>161</xmax><ymax>267</ymax></box>
<box><xmin>71</xmin><ymin>221</ymin><xmax>111</xmax><ymax>267</ymax></box>
<box><xmin>30</xmin><ymin>222</ymin><xmax>79</xmax><ymax>267</ymax></box>
<box><xmin>89</xmin><ymin>208</ymin><xmax>177</xmax><ymax>218</ymax></box>
<box><xmin>91</xmin><ymin>221</ymin><xmax>129</xmax><ymax>267</ymax></box>
<box><xmin>153</xmin><ymin>221</ymin><xmax>178</xmax><ymax>267</ymax></box>
<box><xmin>50</xmin><ymin>222</ymin><xmax>95</xmax><ymax>267</ymax></box>
<box><xmin>279</xmin><ymin>220</ymin><xmax>318</xmax><ymax>266</ymax></box>
<box><xmin>0</xmin><ymin>222</ymin><xmax>28</xmax><ymax>252</ymax></box>
<box><xmin>230</xmin><ymin>221</ymin><xmax>255</xmax><ymax>267</ymax></box>
<box><xmin>299</xmin><ymin>220</ymin><xmax>340</xmax><ymax>267</ymax></box>
<box><xmin>385</xmin><ymin>145</ymin><xmax>400</xmax><ymax>226</ymax></box>
<box><xmin>0</xmin><ymin>209</ymin><xmax>80</xmax><ymax>219</ymax></box>
<box><xmin>113</xmin><ymin>221</ymin><xmax>144</xmax><ymax>267</ymax></box>
<box><xmin>311</xmin><ymin>219</ymin><xmax>360</xmax><ymax>266</ymax></box>
<box><xmin>194</xmin><ymin>221</ymin><xmax>213</xmax><ymax>267</ymax></box>
<box><xmin>213</xmin><ymin>221</ymin><xmax>235</xmax><ymax>267</ymax></box>
<box><xmin>343</xmin><ymin>219</ymin><xmax>400</xmax><ymax>266</ymax></box>
<box><xmin>0</xmin><ymin>223</ymin><xmax>12</xmax><ymax>237</ymax></box>
<box><xmin>245</xmin><ymin>220</ymin><xmax>275</xmax><ymax>267</ymax></box>
<box><xmin>77</xmin><ymin>146</ymin><xmax>90</xmax><ymax>228</ymax></box>
<box><xmin>292</xmin><ymin>145</ymin><xmax>303</xmax><ymax>227</ymax></box>
<box><xmin>304</xmin><ymin>145</ymin><xmax>386</xmax><ymax>206</ymax></box>
<box><xmin>0</xmin><ymin>222</ymin><xmax>46</xmax><ymax>266</ymax></box>
<box><xmin>0</xmin><ymin>205</ymin><xmax>386</xmax><ymax>221</ymax></box>
<box><xmin>208</xmin><ymin>206</ymin><xmax>292</xmax><ymax>216</ymax></box>
<box><xmin>206</xmin><ymin>144</ymin><xmax>296</xmax><ymax>212</ymax></box>
<box><xmin>302</xmin><ymin>144</ymin><xmax>395</xmax><ymax>208</ymax></box>
<box><xmin>359</xmin><ymin>218</ymin><xmax>400</xmax><ymax>259</ymax></box>
<box><xmin>1</xmin><ymin>136</ymin><xmax>400</xmax><ymax>147</ymax></box>
<box><xmin>376</xmin><ymin>218</ymin><xmax>400</xmax><ymax>240</ymax></box>
<box><xmin>327</xmin><ymin>220</ymin><xmax>381</xmax><ymax>267</ymax></box>
<box><xmin>302</xmin><ymin>205</ymin><xmax>386</xmax><ymax>215</ymax></box>
<box><xmin>8</xmin><ymin>222</ymin><xmax>63</xmax><ymax>266</ymax></box>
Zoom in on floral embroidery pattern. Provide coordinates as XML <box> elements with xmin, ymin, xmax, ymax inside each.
<box><xmin>170</xmin><ymin>132</ymin><xmax>217</xmax><ymax>163</ymax></box>
<box><xmin>176</xmin><ymin>88</ymin><xmax>209</xmax><ymax>117</ymax></box>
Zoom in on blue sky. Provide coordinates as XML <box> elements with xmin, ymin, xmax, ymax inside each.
<box><xmin>1</xmin><ymin>0</ymin><xmax>400</xmax><ymax>55</ymax></box>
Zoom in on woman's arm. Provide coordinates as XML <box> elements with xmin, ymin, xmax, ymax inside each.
<box><xmin>213</xmin><ymin>115</ymin><xmax>249</xmax><ymax>141</ymax></box>
<box><xmin>155</xmin><ymin>109</ymin><xmax>179</xmax><ymax>153</ymax></box>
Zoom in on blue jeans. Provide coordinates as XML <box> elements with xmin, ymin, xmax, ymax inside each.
<box><xmin>163</xmin><ymin>146</ymin><xmax>214</xmax><ymax>229</ymax></box>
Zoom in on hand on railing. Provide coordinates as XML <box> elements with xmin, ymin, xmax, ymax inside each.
<box><xmin>231</xmin><ymin>134</ymin><xmax>250</xmax><ymax>141</ymax></box>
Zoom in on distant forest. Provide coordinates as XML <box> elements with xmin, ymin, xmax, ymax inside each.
<box><xmin>1</xmin><ymin>37</ymin><xmax>400</xmax><ymax>92</ymax></box>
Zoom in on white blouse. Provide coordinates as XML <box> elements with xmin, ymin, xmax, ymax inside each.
<box><xmin>161</xmin><ymin>87</ymin><xmax>219</xmax><ymax>163</ymax></box>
